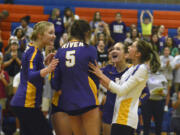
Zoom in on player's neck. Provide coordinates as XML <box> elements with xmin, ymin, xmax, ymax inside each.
<box><xmin>33</xmin><ymin>40</ymin><xmax>43</xmax><ymax>51</ymax></box>
<box><xmin>115</xmin><ymin>61</ymin><xmax>127</xmax><ymax>72</ymax></box>
<box><xmin>70</xmin><ymin>38</ymin><xmax>81</xmax><ymax>42</ymax></box>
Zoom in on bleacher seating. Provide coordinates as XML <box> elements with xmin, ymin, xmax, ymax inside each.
<box><xmin>0</xmin><ymin>4</ymin><xmax>49</xmax><ymax>52</ymax></box>
<box><xmin>75</xmin><ymin>7</ymin><xmax>138</xmax><ymax>26</ymax></box>
<box><xmin>0</xmin><ymin>0</ymin><xmax>180</xmax><ymax>51</ymax></box>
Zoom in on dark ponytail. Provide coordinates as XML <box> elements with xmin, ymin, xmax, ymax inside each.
<box><xmin>150</xmin><ymin>49</ymin><xmax>161</xmax><ymax>73</ymax></box>
<box><xmin>137</xmin><ymin>40</ymin><xmax>160</xmax><ymax>73</ymax></box>
<box><xmin>70</xmin><ymin>20</ymin><xmax>91</xmax><ymax>42</ymax></box>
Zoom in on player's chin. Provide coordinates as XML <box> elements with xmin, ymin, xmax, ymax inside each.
<box><xmin>48</xmin><ymin>41</ymin><xmax>54</xmax><ymax>46</ymax></box>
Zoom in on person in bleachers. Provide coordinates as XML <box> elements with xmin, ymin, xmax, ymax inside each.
<box><xmin>110</xmin><ymin>12</ymin><xmax>127</xmax><ymax>43</ymax></box>
<box><xmin>140</xmin><ymin>10</ymin><xmax>153</xmax><ymax>41</ymax></box>
<box><xmin>171</xmin><ymin>90</ymin><xmax>180</xmax><ymax>135</ymax></box>
<box><xmin>96</xmin><ymin>40</ymin><xmax>108</xmax><ymax>68</ymax></box>
<box><xmin>91</xmin><ymin>23</ymin><xmax>114</xmax><ymax>48</ymax></box>
<box><xmin>13</xmin><ymin>16</ymin><xmax>33</xmax><ymax>42</ymax></box>
<box><xmin>165</xmin><ymin>37</ymin><xmax>179</xmax><ymax>57</ymax></box>
<box><xmin>130</xmin><ymin>28</ymin><xmax>140</xmax><ymax>42</ymax></box>
<box><xmin>173</xmin><ymin>27</ymin><xmax>180</xmax><ymax>50</ymax></box>
<box><xmin>63</xmin><ymin>7</ymin><xmax>79</xmax><ymax>33</ymax></box>
<box><xmin>160</xmin><ymin>47</ymin><xmax>174</xmax><ymax>111</ymax></box>
<box><xmin>14</xmin><ymin>28</ymin><xmax>27</xmax><ymax>53</ymax></box>
<box><xmin>90</xmin><ymin>11</ymin><xmax>104</xmax><ymax>33</ymax></box>
<box><xmin>59</xmin><ymin>32</ymin><xmax>68</xmax><ymax>47</ymax></box>
<box><xmin>0</xmin><ymin>52</ymin><xmax>9</xmax><ymax>135</ymax></box>
<box><xmin>150</xmin><ymin>33</ymin><xmax>160</xmax><ymax>53</ymax></box>
<box><xmin>12</xmin><ymin>72</ymin><xmax>20</xmax><ymax>135</ymax></box>
<box><xmin>3</xmin><ymin>39</ymin><xmax>21</xmax><ymax>97</ymax></box>
<box><xmin>0</xmin><ymin>10</ymin><xmax>9</xmax><ymax>21</ymax></box>
<box><xmin>157</xmin><ymin>25</ymin><xmax>167</xmax><ymax>54</ymax></box>
<box><xmin>141</xmin><ymin>70</ymin><xmax>167</xmax><ymax>135</ymax></box>
<box><xmin>172</xmin><ymin>54</ymin><xmax>180</xmax><ymax>94</ymax></box>
<box><xmin>48</xmin><ymin>8</ymin><xmax>65</xmax><ymax>50</ymax></box>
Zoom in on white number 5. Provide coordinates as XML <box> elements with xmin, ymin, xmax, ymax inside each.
<box><xmin>65</xmin><ymin>50</ymin><xmax>76</xmax><ymax>67</ymax></box>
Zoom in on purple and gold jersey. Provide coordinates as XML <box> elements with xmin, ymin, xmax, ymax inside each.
<box><xmin>11</xmin><ymin>44</ymin><xmax>44</xmax><ymax>108</ymax></box>
<box><xmin>51</xmin><ymin>41</ymin><xmax>99</xmax><ymax>112</ymax></box>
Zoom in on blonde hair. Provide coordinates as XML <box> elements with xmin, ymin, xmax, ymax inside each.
<box><xmin>30</xmin><ymin>21</ymin><xmax>53</xmax><ymax>41</ymax></box>
<box><xmin>51</xmin><ymin>8</ymin><xmax>60</xmax><ymax>20</ymax></box>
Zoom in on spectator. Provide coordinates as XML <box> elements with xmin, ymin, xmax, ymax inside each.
<box><xmin>90</xmin><ymin>11</ymin><xmax>104</xmax><ymax>32</ymax></box>
<box><xmin>63</xmin><ymin>7</ymin><xmax>79</xmax><ymax>33</ymax></box>
<box><xmin>160</xmin><ymin>47</ymin><xmax>174</xmax><ymax>111</ymax></box>
<box><xmin>151</xmin><ymin>33</ymin><xmax>160</xmax><ymax>53</ymax></box>
<box><xmin>48</xmin><ymin>8</ymin><xmax>65</xmax><ymax>50</ymax></box>
<box><xmin>0</xmin><ymin>52</ymin><xmax>9</xmax><ymax>135</ymax></box>
<box><xmin>110</xmin><ymin>12</ymin><xmax>127</xmax><ymax>43</ymax></box>
<box><xmin>13</xmin><ymin>16</ymin><xmax>33</xmax><ymax>42</ymax></box>
<box><xmin>0</xmin><ymin>10</ymin><xmax>9</xmax><ymax>21</ymax></box>
<box><xmin>173</xmin><ymin>27</ymin><xmax>180</xmax><ymax>50</ymax></box>
<box><xmin>130</xmin><ymin>28</ymin><xmax>140</xmax><ymax>42</ymax></box>
<box><xmin>42</xmin><ymin>45</ymin><xmax>54</xmax><ymax>117</ymax></box>
<box><xmin>140</xmin><ymin>10</ymin><xmax>153</xmax><ymax>41</ymax></box>
<box><xmin>157</xmin><ymin>25</ymin><xmax>166</xmax><ymax>53</ymax></box>
<box><xmin>59</xmin><ymin>32</ymin><xmax>68</xmax><ymax>47</ymax></box>
<box><xmin>14</xmin><ymin>28</ymin><xmax>27</xmax><ymax>53</ymax></box>
<box><xmin>171</xmin><ymin>91</ymin><xmax>180</xmax><ymax>135</ymax></box>
<box><xmin>4</xmin><ymin>36</ymin><xmax>18</xmax><ymax>54</ymax></box>
<box><xmin>91</xmin><ymin>23</ymin><xmax>114</xmax><ymax>48</ymax></box>
<box><xmin>124</xmin><ymin>32</ymin><xmax>133</xmax><ymax>45</ymax></box>
<box><xmin>96</xmin><ymin>40</ymin><xmax>108</xmax><ymax>67</ymax></box>
<box><xmin>165</xmin><ymin>37</ymin><xmax>179</xmax><ymax>57</ymax></box>
<box><xmin>3</xmin><ymin>39</ymin><xmax>21</xmax><ymax>96</ymax></box>
<box><xmin>173</xmin><ymin>54</ymin><xmax>180</xmax><ymax>93</ymax></box>
<box><xmin>142</xmin><ymin>71</ymin><xmax>167</xmax><ymax>135</ymax></box>
<box><xmin>12</xmin><ymin>72</ymin><xmax>20</xmax><ymax>135</ymax></box>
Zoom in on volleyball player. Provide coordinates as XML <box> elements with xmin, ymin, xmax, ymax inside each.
<box><xmin>51</xmin><ymin>91</ymin><xmax>72</xmax><ymax>135</ymax></box>
<box><xmin>102</xmin><ymin>42</ymin><xmax>150</xmax><ymax>135</ymax></box>
<box><xmin>51</xmin><ymin>20</ymin><xmax>100</xmax><ymax>135</ymax></box>
<box><xmin>89</xmin><ymin>40</ymin><xmax>160</xmax><ymax>135</ymax></box>
<box><xmin>10</xmin><ymin>21</ymin><xmax>59</xmax><ymax>135</ymax></box>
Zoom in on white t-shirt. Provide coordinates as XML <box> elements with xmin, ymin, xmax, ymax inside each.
<box><xmin>147</xmin><ymin>72</ymin><xmax>167</xmax><ymax>100</ymax></box>
<box><xmin>13</xmin><ymin>72</ymin><xmax>20</xmax><ymax>88</ymax></box>
<box><xmin>160</xmin><ymin>55</ymin><xmax>174</xmax><ymax>80</ymax></box>
<box><xmin>173</xmin><ymin>55</ymin><xmax>180</xmax><ymax>83</ymax></box>
<box><xmin>109</xmin><ymin>64</ymin><xmax>148</xmax><ymax>129</ymax></box>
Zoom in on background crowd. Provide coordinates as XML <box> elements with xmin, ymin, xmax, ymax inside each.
<box><xmin>0</xmin><ymin>5</ymin><xmax>180</xmax><ymax>135</ymax></box>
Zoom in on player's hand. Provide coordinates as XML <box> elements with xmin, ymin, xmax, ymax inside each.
<box><xmin>45</xmin><ymin>53</ymin><xmax>56</xmax><ymax>65</ymax></box>
<box><xmin>89</xmin><ymin>61</ymin><xmax>103</xmax><ymax>79</ymax></box>
<box><xmin>47</xmin><ymin>58</ymin><xmax>59</xmax><ymax>72</ymax></box>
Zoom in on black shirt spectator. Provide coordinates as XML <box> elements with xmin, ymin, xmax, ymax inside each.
<box><xmin>3</xmin><ymin>40</ymin><xmax>21</xmax><ymax>77</ymax></box>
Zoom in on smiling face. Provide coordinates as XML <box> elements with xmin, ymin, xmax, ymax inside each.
<box><xmin>127</xmin><ymin>41</ymin><xmax>140</xmax><ymax>62</ymax></box>
<box><xmin>39</xmin><ymin>25</ymin><xmax>56</xmax><ymax>47</ymax></box>
<box><xmin>111</xmin><ymin>43</ymin><xmax>126</xmax><ymax>63</ymax></box>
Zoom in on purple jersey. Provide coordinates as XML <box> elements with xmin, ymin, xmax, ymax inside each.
<box><xmin>11</xmin><ymin>44</ymin><xmax>44</xmax><ymax>108</ymax></box>
<box><xmin>51</xmin><ymin>41</ymin><xmax>99</xmax><ymax>111</ymax></box>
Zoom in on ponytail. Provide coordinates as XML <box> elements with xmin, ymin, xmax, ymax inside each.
<box><xmin>149</xmin><ymin>49</ymin><xmax>161</xmax><ymax>73</ymax></box>
<box><xmin>137</xmin><ymin>40</ymin><xmax>160</xmax><ymax>73</ymax></box>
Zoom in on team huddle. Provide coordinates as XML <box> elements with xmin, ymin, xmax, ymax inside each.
<box><xmin>10</xmin><ymin>20</ymin><xmax>160</xmax><ymax>135</ymax></box>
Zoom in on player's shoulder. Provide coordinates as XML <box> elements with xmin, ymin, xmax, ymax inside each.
<box><xmin>23</xmin><ymin>43</ymin><xmax>40</xmax><ymax>59</ymax></box>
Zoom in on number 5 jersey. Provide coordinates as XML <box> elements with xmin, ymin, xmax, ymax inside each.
<box><xmin>51</xmin><ymin>41</ymin><xmax>99</xmax><ymax>112</ymax></box>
